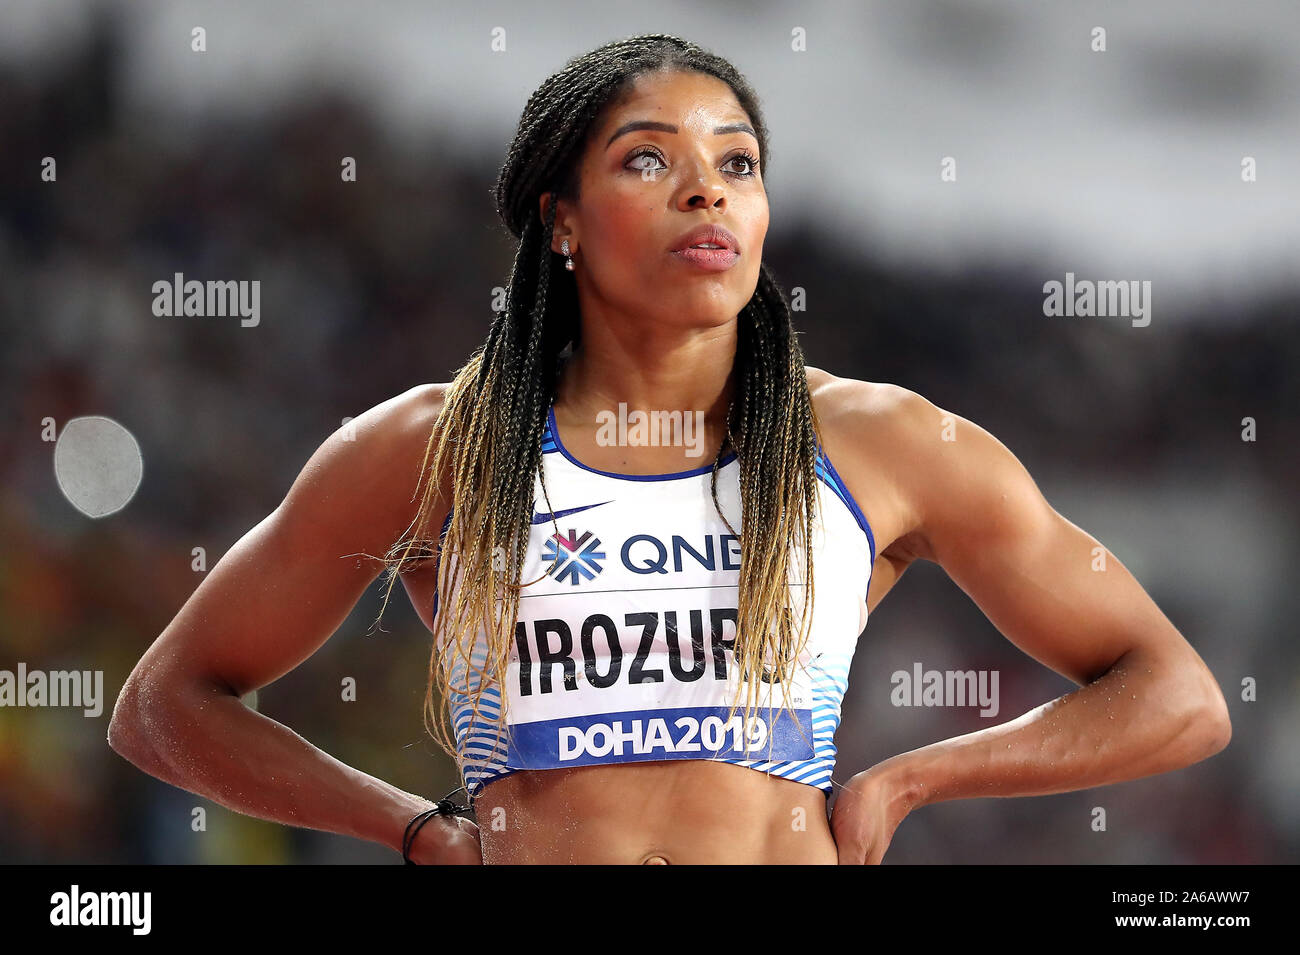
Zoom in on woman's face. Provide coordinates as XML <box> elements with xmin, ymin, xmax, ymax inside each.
<box><xmin>545</xmin><ymin>69</ymin><xmax>769</xmax><ymax>332</ymax></box>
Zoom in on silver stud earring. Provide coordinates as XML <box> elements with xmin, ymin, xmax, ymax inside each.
<box><xmin>561</xmin><ymin>239</ymin><xmax>575</xmax><ymax>271</ymax></box>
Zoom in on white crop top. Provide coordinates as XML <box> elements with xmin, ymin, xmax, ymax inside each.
<box><xmin>432</xmin><ymin>400</ymin><xmax>876</xmax><ymax>802</ymax></box>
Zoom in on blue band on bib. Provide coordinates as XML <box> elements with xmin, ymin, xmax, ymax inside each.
<box><xmin>505</xmin><ymin>704</ymin><xmax>816</xmax><ymax>768</ymax></box>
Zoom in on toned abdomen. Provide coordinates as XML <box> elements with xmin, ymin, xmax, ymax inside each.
<box><xmin>474</xmin><ymin>760</ymin><xmax>838</xmax><ymax>864</ymax></box>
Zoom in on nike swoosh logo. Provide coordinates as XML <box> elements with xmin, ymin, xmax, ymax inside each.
<box><xmin>531</xmin><ymin>500</ymin><xmax>614</xmax><ymax>525</ymax></box>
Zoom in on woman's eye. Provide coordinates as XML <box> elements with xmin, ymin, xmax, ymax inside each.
<box><xmin>726</xmin><ymin>154</ymin><xmax>759</xmax><ymax>176</ymax></box>
<box><xmin>627</xmin><ymin>150</ymin><xmax>667</xmax><ymax>174</ymax></box>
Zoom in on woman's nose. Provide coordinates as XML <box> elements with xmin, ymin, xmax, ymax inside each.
<box><xmin>679</xmin><ymin>180</ymin><xmax>725</xmax><ymax>211</ymax></box>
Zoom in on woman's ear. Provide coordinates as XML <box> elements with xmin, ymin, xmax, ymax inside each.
<box><xmin>540</xmin><ymin>192</ymin><xmax>576</xmax><ymax>255</ymax></box>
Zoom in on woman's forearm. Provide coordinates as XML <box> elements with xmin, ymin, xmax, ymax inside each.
<box><xmin>109</xmin><ymin>678</ymin><xmax>437</xmax><ymax>854</ymax></box>
<box><xmin>884</xmin><ymin>646</ymin><xmax>1231</xmax><ymax>812</ymax></box>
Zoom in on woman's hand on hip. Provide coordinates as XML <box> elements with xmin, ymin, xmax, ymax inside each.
<box><xmin>408</xmin><ymin>814</ymin><xmax>484</xmax><ymax>865</ymax></box>
<box><xmin>830</xmin><ymin>758</ymin><xmax>919</xmax><ymax>865</ymax></box>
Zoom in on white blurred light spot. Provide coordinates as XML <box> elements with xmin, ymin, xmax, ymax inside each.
<box><xmin>53</xmin><ymin>415</ymin><xmax>143</xmax><ymax>518</ymax></box>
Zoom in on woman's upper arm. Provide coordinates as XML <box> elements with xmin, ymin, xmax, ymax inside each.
<box><xmin>883</xmin><ymin>386</ymin><xmax>1221</xmax><ymax>701</ymax></box>
<box><xmin>121</xmin><ymin>383</ymin><xmax>448</xmax><ymax>703</ymax></box>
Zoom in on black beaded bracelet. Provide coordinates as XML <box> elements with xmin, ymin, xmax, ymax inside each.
<box><xmin>402</xmin><ymin>787</ymin><xmax>472</xmax><ymax>864</ymax></box>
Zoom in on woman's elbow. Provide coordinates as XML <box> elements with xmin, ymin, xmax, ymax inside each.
<box><xmin>107</xmin><ymin>674</ymin><xmax>154</xmax><ymax>765</ymax></box>
<box><xmin>1196</xmin><ymin>683</ymin><xmax>1232</xmax><ymax>757</ymax></box>
<box><xmin>107</xmin><ymin>670</ymin><xmax>192</xmax><ymax>770</ymax></box>
<box><xmin>1150</xmin><ymin>650</ymin><xmax>1232</xmax><ymax>764</ymax></box>
<box><xmin>1177</xmin><ymin>657</ymin><xmax>1232</xmax><ymax>760</ymax></box>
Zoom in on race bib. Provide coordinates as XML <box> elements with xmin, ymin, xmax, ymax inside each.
<box><xmin>501</xmin><ymin>609</ymin><xmax>817</xmax><ymax>769</ymax></box>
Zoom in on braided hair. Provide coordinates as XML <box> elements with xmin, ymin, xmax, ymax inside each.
<box><xmin>374</xmin><ymin>34</ymin><xmax>824</xmax><ymax>798</ymax></box>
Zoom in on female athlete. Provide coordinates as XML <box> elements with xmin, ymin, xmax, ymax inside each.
<box><xmin>109</xmin><ymin>35</ymin><xmax>1231</xmax><ymax>865</ymax></box>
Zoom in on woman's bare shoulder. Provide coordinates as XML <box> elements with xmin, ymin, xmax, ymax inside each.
<box><xmin>803</xmin><ymin>366</ymin><xmax>938</xmax><ymax>558</ymax></box>
<box><xmin>273</xmin><ymin>382</ymin><xmax>453</xmax><ymax>554</ymax></box>
<box><xmin>336</xmin><ymin>382</ymin><xmax>450</xmax><ymax>481</ymax></box>
<box><xmin>368</xmin><ymin>381</ymin><xmax>452</xmax><ymax>498</ymax></box>
<box><xmin>804</xmin><ymin>366</ymin><xmax>928</xmax><ymax>429</ymax></box>
<box><xmin>389</xmin><ymin>382</ymin><xmax>451</xmax><ymax>434</ymax></box>
<box><xmin>369</xmin><ymin>382</ymin><xmax>451</xmax><ymax>448</ymax></box>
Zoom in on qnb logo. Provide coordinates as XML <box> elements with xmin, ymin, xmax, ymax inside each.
<box><xmin>543</xmin><ymin>528</ymin><xmax>606</xmax><ymax>585</ymax></box>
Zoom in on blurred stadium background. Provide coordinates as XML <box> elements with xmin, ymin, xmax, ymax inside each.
<box><xmin>1</xmin><ymin>0</ymin><xmax>1296</xmax><ymax>863</ymax></box>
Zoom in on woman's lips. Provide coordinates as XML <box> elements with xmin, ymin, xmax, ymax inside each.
<box><xmin>670</xmin><ymin>247</ymin><xmax>740</xmax><ymax>271</ymax></box>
